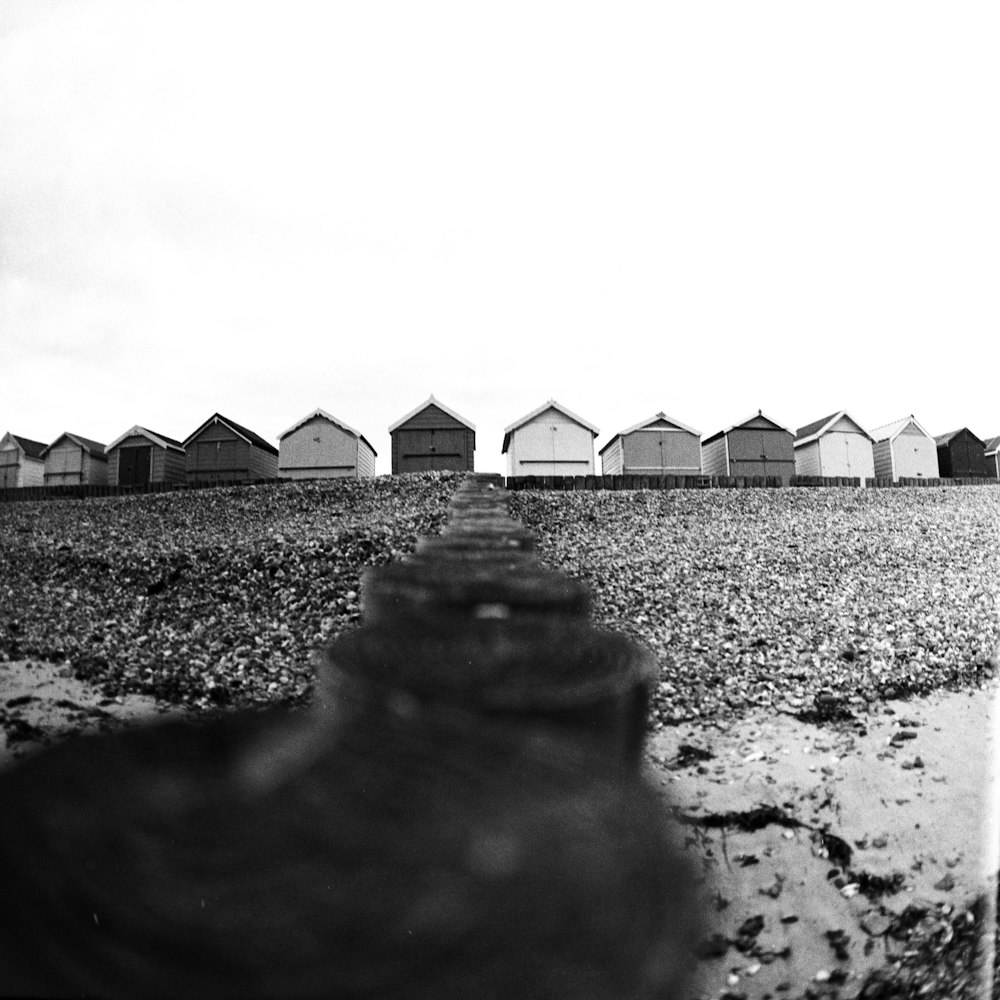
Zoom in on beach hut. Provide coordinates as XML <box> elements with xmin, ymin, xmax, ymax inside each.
<box><xmin>502</xmin><ymin>400</ymin><xmax>599</xmax><ymax>478</ymax></box>
<box><xmin>107</xmin><ymin>426</ymin><xmax>187</xmax><ymax>487</ymax></box>
<box><xmin>599</xmin><ymin>412</ymin><xmax>701</xmax><ymax>477</ymax></box>
<box><xmin>278</xmin><ymin>408</ymin><xmax>376</xmax><ymax>480</ymax></box>
<box><xmin>984</xmin><ymin>436</ymin><xmax>1000</xmax><ymax>479</ymax></box>
<box><xmin>794</xmin><ymin>411</ymin><xmax>875</xmax><ymax>481</ymax></box>
<box><xmin>935</xmin><ymin>428</ymin><xmax>988</xmax><ymax>478</ymax></box>
<box><xmin>41</xmin><ymin>433</ymin><xmax>108</xmax><ymax>486</ymax></box>
<box><xmin>701</xmin><ymin>410</ymin><xmax>796</xmax><ymax>484</ymax></box>
<box><xmin>869</xmin><ymin>416</ymin><xmax>939</xmax><ymax>482</ymax></box>
<box><xmin>183</xmin><ymin>413</ymin><xmax>279</xmax><ymax>484</ymax></box>
<box><xmin>0</xmin><ymin>433</ymin><xmax>47</xmax><ymax>489</ymax></box>
<box><xmin>389</xmin><ymin>395</ymin><xmax>475</xmax><ymax>474</ymax></box>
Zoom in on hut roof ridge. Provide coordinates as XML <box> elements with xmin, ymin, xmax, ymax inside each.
<box><xmin>502</xmin><ymin>399</ymin><xmax>598</xmax><ymax>453</ymax></box>
<box><xmin>41</xmin><ymin>432</ymin><xmax>108</xmax><ymax>458</ymax></box>
<box><xmin>598</xmin><ymin>412</ymin><xmax>701</xmax><ymax>455</ymax></box>
<box><xmin>278</xmin><ymin>408</ymin><xmax>376</xmax><ymax>456</ymax></box>
<box><xmin>935</xmin><ymin>427</ymin><xmax>984</xmax><ymax>447</ymax></box>
<box><xmin>702</xmin><ymin>409</ymin><xmax>794</xmax><ymax>445</ymax></box>
<box><xmin>107</xmin><ymin>425</ymin><xmax>185</xmax><ymax>452</ymax></box>
<box><xmin>868</xmin><ymin>415</ymin><xmax>932</xmax><ymax>443</ymax></box>
<box><xmin>182</xmin><ymin>413</ymin><xmax>279</xmax><ymax>456</ymax></box>
<box><xmin>8</xmin><ymin>434</ymin><xmax>48</xmax><ymax>459</ymax></box>
<box><xmin>388</xmin><ymin>395</ymin><xmax>476</xmax><ymax>433</ymax></box>
<box><xmin>794</xmin><ymin>410</ymin><xmax>873</xmax><ymax>446</ymax></box>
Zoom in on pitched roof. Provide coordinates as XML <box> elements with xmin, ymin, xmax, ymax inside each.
<box><xmin>702</xmin><ymin>410</ymin><xmax>794</xmax><ymax>446</ymax></box>
<box><xmin>794</xmin><ymin>411</ymin><xmax>873</xmax><ymax>447</ymax></box>
<box><xmin>795</xmin><ymin>412</ymin><xmax>840</xmax><ymax>441</ymax></box>
<box><xmin>598</xmin><ymin>412</ymin><xmax>701</xmax><ymax>456</ymax></box>
<box><xmin>182</xmin><ymin>413</ymin><xmax>279</xmax><ymax>456</ymax></box>
<box><xmin>868</xmin><ymin>415</ymin><xmax>933</xmax><ymax>443</ymax></box>
<box><xmin>10</xmin><ymin>434</ymin><xmax>48</xmax><ymax>459</ymax></box>
<box><xmin>106</xmin><ymin>425</ymin><xmax>185</xmax><ymax>453</ymax></box>
<box><xmin>983</xmin><ymin>436</ymin><xmax>1000</xmax><ymax>455</ymax></box>
<box><xmin>502</xmin><ymin>399</ymin><xmax>599</xmax><ymax>453</ymax></box>
<box><xmin>41</xmin><ymin>432</ymin><xmax>108</xmax><ymax>458</ymax></box>
<box><xmin>935</xmin><ymin>428</ymin><xmax>984</xmax><ymax>448</ymax></box>
<box><xmin>388</xmin><ymin>395</ymin><xmax>476</xmax><ymax>433</ymax></box>
<box><xmin>278</xmin><ymin>408</ymin><xmax>376</xmax><ymax>456</ymax></box>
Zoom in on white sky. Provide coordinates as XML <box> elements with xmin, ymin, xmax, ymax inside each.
<box><xmin>1</xmin><ymin>1</ymin><xmax>997</xmax><ymax>474</ymax></box>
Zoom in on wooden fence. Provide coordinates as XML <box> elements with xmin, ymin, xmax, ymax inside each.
<box><xmin>0</xmin><ymin>478</ymin><xmax>285</xmax><ymax>503</ymax></box>
<box><xmin>505</xmin><ymin>474</ymin><xmax>1000</xmax><ymax>491</ymax></box>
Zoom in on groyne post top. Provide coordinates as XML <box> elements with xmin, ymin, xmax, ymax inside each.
<box><xmin>323</xmin><ymin>472</ymin><xmax>658</xmax><ymax>765</ymax></box>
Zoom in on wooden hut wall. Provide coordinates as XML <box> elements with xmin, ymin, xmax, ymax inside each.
<box><xmin>937</xmin><ymin>430</ymin><xmax>988</xmax><ymax>478</ymax></box>
<box><xmin>505</xmin><ymin>407</ymin><xmax>594</xmax><ymax>477</ymax></box>
<box><xmin>160</xmin><ymin>447</ymin><xmax>188</xmax><ymax>484</ymax></box>
<box><xmin>620</xmin><ymin>427</ymin><xmax>701</xmax><ymax>476</ymax></box>
<box><xmin>819</xmin><ymin>433</ymin><xmax>874</xmax><ymax>479</ymax></box>
<box><xmin>357</xmin><ymin>438</ymin><xmax>376</xmax><ymax>478</ymax></box>
<box><xmin>280</xmin><ymin>416</ymin><xmax>366</xmax><ymax>479</ymax></box>
<box><xmin>0</xmin><ymin>437</ymin><xmax>44</xmax><ymax>489</ymax></box>
<box><xmin>889</xmin><ymin>424</ymin><xmax>938</xmax><ymax>481</ymax></box>
<box><xmin>186</xmin><ymin>423</ymin><xmax>278</xmax><ymax>482</ymax></box>
<box><xmin>700</xmin><ymin>436</ymin><xmax>728</xmax><ymax>478</ymax></box>
<box><xmin>0</xmin><ymin>446</ymin><xmax>20</xmax><ymax>488</ymax></box>
<box><xmin>794</xmin><ymin>441</ymin><xmax>822</xmax><ymax>478</ymax></box>
<box><xmin>829</xmin><ymin>417</ymin><xmax>874</xmax><ymax>479</ymax></box>
<box><xmin>727</xmin><ymin>423</ymin><xmax>795</xmax><ymax>484</ymax></box>
<box><xmin>391</xmin><ymin>404</ymin><xmax>474</xmax><ymax>473</ymax></box>
<box><xmin>872</xmin><ymin>439</ymin><xmax>893</xmax><ymax>481</ymax></box>
<box><xmin>985</xmin><ymin>439</ymin><xmax>1000</xmax><ymax>479</ymax></box>
<box><xmin>600</xmin><ymin>437</ymin><xmax>623</xmax><ymax>476</ymax></box>
<box><xmin>44</xmin><ymin>439</ymin><xmax>81</xmax><ymax>484</ymax></box>
<box><xmin>44</xmin><ymin>439</ymin><xmax>108</xmax><ymax>486</ymax></box>
<box><xmin>109</xmin><ymin>434</ymin><xmax>186</xmax><ymax>486</ymax></box>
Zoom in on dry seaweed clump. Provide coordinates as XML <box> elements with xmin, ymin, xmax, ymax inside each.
<box><xmin>856</xmin><ymin>895</ymin><xmax>989</xmax><ymax>1000</ymax></box>
<box><xmin>0</xmin><ymin>473</ymin><xmax>457</xmax><ymax>709</ymax></box>
<box><xmin>509</xmin><ymin>487</ymin><xmax>1000</xmax><ymax>725</ymax></box>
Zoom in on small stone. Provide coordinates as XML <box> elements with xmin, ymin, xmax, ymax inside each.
<box><xmin>860</xmin><ymin>911</ymin><xmax>892</xmax><ymax>937</ymax></box>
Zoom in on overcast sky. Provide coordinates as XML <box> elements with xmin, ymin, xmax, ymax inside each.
<box><xmin>1</xmin><ymin>2</ymin><xmax>996</xmax><ymax>474</ymax></box>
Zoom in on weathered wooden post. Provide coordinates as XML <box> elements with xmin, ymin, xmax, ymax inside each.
<box><xmin>0</xmin><ymin>473</ymin><xmax>698</xmax><ymax>998</ymax></box>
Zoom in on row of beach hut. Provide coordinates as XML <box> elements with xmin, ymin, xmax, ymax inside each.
<box><xmin>1</xmin><ymin>398</ymin><xmax>998</xmax><ymax>488</ymax></box>
<box><xmin>507</xmin><ymin>404</ymin><xmax>998</xmax><ymax>484</ymax></box>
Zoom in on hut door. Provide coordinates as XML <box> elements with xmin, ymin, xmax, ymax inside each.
<box><xmin>757</xmin><ymin>431</ymin><xmax>785</xmax><ymax>481</ymax></box>
<box><xmin>430</xmin><ymin>429</ymin><xmax>465</xmax><ymax>471</ymax></box>
<box><xmin>752</xmin><ymin>431</ymin><xmax>768</xmax><ymax>477</ymax></box>
<box><xmin>0</xmin><ymin>451</ymin><xmax>17</xmax><ymax>488</ymax></box>
<box><xmin>120</xmin><ymin>446</ymin><xmax>151</xmax><ymax>486</ymax></box>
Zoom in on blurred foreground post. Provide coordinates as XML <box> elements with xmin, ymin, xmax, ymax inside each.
<box><xmin>0</xmin><ymin>473</ymin><xmax>699</xmax><ymax>998</ymax></box>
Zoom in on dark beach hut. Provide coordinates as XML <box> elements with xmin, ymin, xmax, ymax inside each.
<box><xmin>389</xmin><ymin>395</ymin><xmax>475</xmax><ymax>474</ymax></box>
<box><xmin>934</xmin><ymin>428</ymin><xmax>988</xmax><ymax>478</ymax></box>
<box><xmin>700</xmin><ymin>410</ymin><xmax>795</xmax><ymax>485</ymax></box>
<box><xmin>183</xmin><ymin>413</ymin><xmax>279</xmax><ymax>484</ymax></box>
<box><xmin>107</xmin><ymin>426</ymin><xmax>187</xmax><ymax>487</ymax></box>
